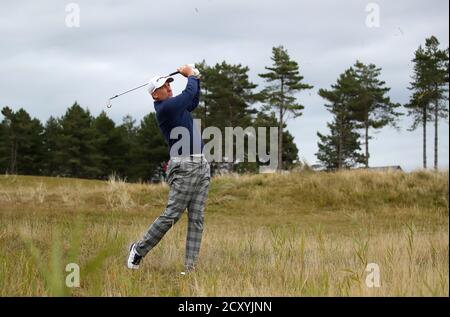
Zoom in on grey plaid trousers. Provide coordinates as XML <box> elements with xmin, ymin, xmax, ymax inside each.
<box><xmin>136</xmin><ymin>156</ymin><xmax>210</xmax><ymax>270</ymax></box>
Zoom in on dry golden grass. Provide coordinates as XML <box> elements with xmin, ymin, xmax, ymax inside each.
<box><xmin>0</xmin><ymin>169</ymin><xmax>448</xmax><ymax>296</ymax></box>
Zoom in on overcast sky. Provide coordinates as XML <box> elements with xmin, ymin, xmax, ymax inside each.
<box><xmin>1</xmin><ymin>0</ymin><xmax>448</xmax><ymax>171</ymax></box>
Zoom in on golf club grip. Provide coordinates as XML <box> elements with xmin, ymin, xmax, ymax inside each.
<box><xmin>169</xmin><ymin>71</ymin><xmax>180</xmax><ymax>76</ymax></box>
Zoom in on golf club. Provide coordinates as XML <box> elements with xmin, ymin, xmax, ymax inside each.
<box><xmin>106</xmin><ymin>71</ymin><xmax>180</xmax><ymax>108</ymax></box>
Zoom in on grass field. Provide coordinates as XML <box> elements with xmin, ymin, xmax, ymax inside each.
<box><xmin>0</xmin><ymin>169</ymin><xmax>448</xmax><ymax>296</ymax></box>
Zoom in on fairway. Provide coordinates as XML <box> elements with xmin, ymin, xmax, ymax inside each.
<box><xmin>0</xmin><ymin>170</ymin><xmax>448</xmax><ymax>296</ymax></box>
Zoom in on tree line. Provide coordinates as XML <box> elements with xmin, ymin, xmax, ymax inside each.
<box><xmin>317</xmin><ymin>35</ymin><xmax>448</xmax><ymax>170</ymax></box>
<box><xmin>0</xmin><ymin>105</ymin><xmax>167</xmax><ymax>181</ymax></box>
<box><xmin>0</xmin><ymin>36</ymin><xmax>448</xmax><ymax>181</ymax></box>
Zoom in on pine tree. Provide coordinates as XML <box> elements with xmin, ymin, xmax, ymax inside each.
<box><xmin>405</xmin><ymin>36</ymin><xmax>449</xmax><ymax>169</ymax></box>
<box><xmin>0</xmin><ymin>115</ymin><xmax>7</xmax><ymax>173</ymax></box>
<box><xmin>1</xmin><ymin>107</ymin><xmax>20</xmax><ymax>174</ymax></box>
<box><xmin>316</xmin><ymin>69</ymin><xmax>364</xmax><ymax>170</ymax></box>
<box><xmin>254</xmin><ymin>111</ymin><xmax>299</xmax><ymax>170</ymax></box>
<box><xmin>1</xmin><ymin>107</ymin><xmax>19</xmax><ymax>174</ymax></box>
<box><xmin>193</xmin><ymin>61</ymin><xmax>216</xmax><ymax>130</ymax></box>
<box><xmin>58</xmin><ymin>102</ymin><xmax>101</xmax><ymax>178</ymax></box>
<box><xmin>117</xmin><ymin>114</ymin><xmax>137</xmax><ymax>180</ymax></box>
<box><xmin>0</xmin><ymin>107</ymin><xmax>44</xmax><ymax>175</ymax></box>
<box><xmin>193</xmin><ymin>61</ymin><xmax>261</xmax><ymax>170</ymax></box>
<box><xmin>42</xmin><ymin>116</ymin><xmax>62</xmax><ymax>176</ymax></box>
<box><xmin>210</xmin><ymin>62</ymin><xmax>259</xmax><ymax>128</ymax></box>
<box><xmin>350</xmin><ymin>61</ymin><xmax>402</xmax><ymax>168</ymax></box>
<box><xmin>20</xmin><ymin>114</ymin><xmax>45</xmax><ymax>175</ymax></box>
<box><xmin>316</xmin><ymin>121</ymin><xmax>364</xmax><ymax>170</ymax></box>
<box><xmin>131</xmin><ymin>113</ymin><xmax>168</xmax><ymax>182</ymax></box>
<box><xmin>92</xmin><ymin>111</ymin><xmax>130</xmax><ymax>179</ymax></box>
<box><xmin>259</xmin><ymin>46</ymin><xmax>313</xmax><ymax>170</ymax></box>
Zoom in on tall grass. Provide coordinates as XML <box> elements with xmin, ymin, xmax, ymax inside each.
<box><xmin>0</xmin><ymin>169</ymin><xmax>448</xmax><ymax>296</ymax></box>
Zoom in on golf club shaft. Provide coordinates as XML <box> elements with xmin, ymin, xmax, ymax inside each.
<box><xmin>110</xmin><ymin>83</ymin><xmax>148</xmax><ymax>100</ymax></box>
<box><xmin>109</xmin><ymin>71</ymin><xmax>180</xmax><ymax>100</ymax></box>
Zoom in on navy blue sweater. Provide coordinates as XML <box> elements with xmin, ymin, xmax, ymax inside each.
<box><xmin>154</xmin><ymin>76</ymin><xmax>203</xmax><ymax>157</ymax></box>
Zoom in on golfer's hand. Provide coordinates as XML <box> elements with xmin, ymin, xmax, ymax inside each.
<box><xmin>178</xmin><ymin>64</ymin><xmax>195</xmax><ymax>77</ymax></box>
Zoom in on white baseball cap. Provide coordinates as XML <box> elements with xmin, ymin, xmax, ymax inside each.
<box><xmin>148</xmin><ymin>75</ymin><xmax>174</xmax><ymax>94</ymax></box>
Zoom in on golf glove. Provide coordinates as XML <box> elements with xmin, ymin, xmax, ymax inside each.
<box><xmin>187</xmin><ymin>64</ymin><xmax>201</xmax><ymax>79</ymax></box>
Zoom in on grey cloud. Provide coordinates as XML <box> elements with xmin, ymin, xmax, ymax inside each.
<box><xmin>0</xmin><ymin>0</ymin><xmax>448</xmax><ymax>171</ymax></box>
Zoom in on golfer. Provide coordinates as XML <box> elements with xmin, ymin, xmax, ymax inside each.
<box><xmin>127</xmin><ymin>64</ymin><xmax>210</xmax><ymax>273</ymax></box>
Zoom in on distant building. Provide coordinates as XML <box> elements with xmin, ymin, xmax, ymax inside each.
<box><xmin>356</xmin><ymin>165</ymin><xmax>403</xmax><ymax>172</ymax></box>
<box><xmin>310</xmin><ymin>164</ymin><xmax>326</xmax><ymax>171</ymax></box>
<box><xmin>308</xmin><ymin>165</ymin><xmax>403</xmax><ymax>172</ymax></box>
<box><xmin>260</xmin><ymin>168</ymin><xmax>277</xmax><ymax>174</ymax></box>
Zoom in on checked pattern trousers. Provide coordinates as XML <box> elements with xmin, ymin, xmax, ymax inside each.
<box><xmin>135</xmin><ymin>157</ymin><xmax>210</xmax><ymax>270</ymax></box>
